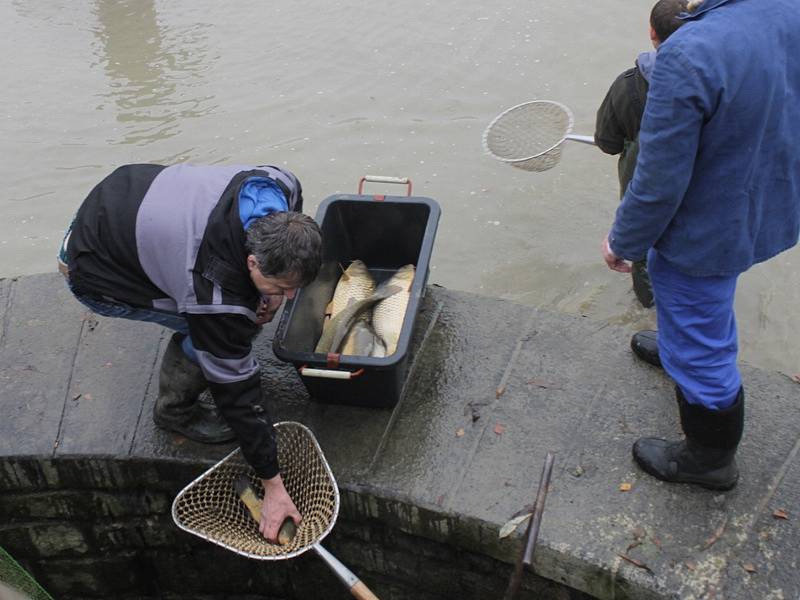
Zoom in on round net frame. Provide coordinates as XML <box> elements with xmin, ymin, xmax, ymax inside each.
<box><xmin>482</xmin><ymin>100</ymin><xmax>574</xmax><ymax>172</ymax></box>
<box><xmin>172</xmin><ymin>421</ymin><xmax>338</xmax><ymax>560</ymax></box>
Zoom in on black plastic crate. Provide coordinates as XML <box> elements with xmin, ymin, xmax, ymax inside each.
<box><xmin>273</xmin><ymin>191</ymin><xmax>440</xmax><ymax>408</ymax></box>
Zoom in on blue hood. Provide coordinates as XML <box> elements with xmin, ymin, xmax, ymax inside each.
<box><xmin>636</xmin><ymin>51</ymin><xmax>657</xmax><ymax>83</ymax></box>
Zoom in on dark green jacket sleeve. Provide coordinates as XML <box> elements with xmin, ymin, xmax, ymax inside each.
<box><xmin>595</xmin><ymin>66</ymin><xmax>648</xmax><ymax>156</ymax></box>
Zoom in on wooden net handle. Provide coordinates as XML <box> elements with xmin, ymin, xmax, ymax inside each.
<box><xmin>351</xmin><ymin>580</ymin><xmax>380</xmax><ymax>600</ymax></box>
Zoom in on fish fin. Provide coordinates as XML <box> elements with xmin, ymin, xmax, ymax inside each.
<box><xmin>370</xmin><ymin>336</ymin><xmax>387</xmax><ymax>358</ymax></box>
<box><xmin>375</xmin><ymin>283</ymin><xmax>402</xmax><ymax>297</ymax></box>
<box><xmin>328</xmin><ymin>287</ymin><xmax>401</xmax><ymax>353</ymax></box>
<box><xmin>330</xmin><ymin>323</ymin><xmax>357</xmax><ymax>354</ymax></box>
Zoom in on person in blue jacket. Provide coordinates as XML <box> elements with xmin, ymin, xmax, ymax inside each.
<box><xmin>601</xmin><ymin>0</ymin><xmax>800</xmax><ymax>490</ymax></box>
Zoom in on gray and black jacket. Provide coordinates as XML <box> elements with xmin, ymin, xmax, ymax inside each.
<box><xmin>67</xmin><ymin>163</ymin><xmax>303</xmax><ymax>479</ymax></box>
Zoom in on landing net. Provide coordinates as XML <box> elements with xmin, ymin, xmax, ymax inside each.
<box><xmin>172</xmin><ymin>421</ymin><xmax>338</xmax><ymax>560</ymax></box>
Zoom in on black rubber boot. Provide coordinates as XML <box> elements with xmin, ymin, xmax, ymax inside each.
<box><xmin>633</xmin><ymin>387</ymin><xmax>744</xmax><ymax>490</ymax></box>
<box><xmin>631</xmin><ymin>260</ymin><xmax>655</xmax><ymax>308</ymax></box>
<box><xmin>153</xmin><ymin>333</ymin><xmax>235</xmax><ymax>444</ymax></box>
<box><xmin>630</xmin><ymin>330</ymin><xmax>662</xmax><ymax>368</ymax></box>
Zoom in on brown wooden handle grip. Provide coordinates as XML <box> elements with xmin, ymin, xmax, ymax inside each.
<box><xmin>350</xmin><ymin>580</ymin><xmax>380</xmax><ymax>600</ymax></box>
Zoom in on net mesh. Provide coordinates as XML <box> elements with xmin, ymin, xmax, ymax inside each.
<box><xmin>173</xmin><ymin>422</ymin><xmax>338</xmax><ymax>559</ymax></box>
<box><xmin>483</xmin><ymin>100</ymin><xmax>573</xmax><ymax>172</ymax></box>
<box><xmin>0</xmin><ymin>545</ymin><xmax>53</xmax><ymax>600</ymax></box>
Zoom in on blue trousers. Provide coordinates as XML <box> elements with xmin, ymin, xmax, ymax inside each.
<box><xmin>59</xmin><ymin>223</ymin><xmax>199</xmax><ymax>362</ymax></box>
<box><xmin>70</xmin><ymin>289</ymin><xmax>200</xmax><ymax>363</ymax></box>
<box><xmin>648</xmin><ymin>249</ymin><xmax>741</xmax><ymax>410</ymax></box>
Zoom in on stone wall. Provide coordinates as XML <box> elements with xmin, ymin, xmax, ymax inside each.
<box><xmin>0</xmin><ymin>456</ymin><xmax>592</xmax><ymax>600</ymax></box>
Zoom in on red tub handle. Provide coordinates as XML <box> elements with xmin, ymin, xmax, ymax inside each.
<box><xmin>357</xmin><ymin>175</ymin><xmax>412</xmax><ymax>197</ymax></box>
<box><xmin>299</xmin><ymin>366</ymin><xmax>365</xmax><ymax>380</ymax></box>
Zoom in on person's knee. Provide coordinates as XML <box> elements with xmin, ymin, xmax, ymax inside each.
<box><xmin>180</xmin><ymin>336</ymin><xmax>200</xmax><ymax>364</ymax></box>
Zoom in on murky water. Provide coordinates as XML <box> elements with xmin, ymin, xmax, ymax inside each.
<box><xmin>2</xmin><ymin>0</ymin><xmax>799</xmax><ymax>375</ymax></box>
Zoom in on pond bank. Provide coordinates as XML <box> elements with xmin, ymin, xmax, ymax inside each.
<box><xmin>1</xmin><ymin>273</ymin><xmax>798</xmax><ymax>599</ymax></box>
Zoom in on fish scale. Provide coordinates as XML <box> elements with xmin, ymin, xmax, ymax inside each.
<box><xmin>329</xmin><ymin>259</ymin><xmax>375</xmax><ymax>319</ymax></box>
<box><xmin>315</xmin><ymin>284</ymin><xmax>400</xmax><ymax>354</ymax></box>
<box><xmin>372</xmin><ymin>264</ymin><xmax>415</xmax><ymax>356</ymax></box>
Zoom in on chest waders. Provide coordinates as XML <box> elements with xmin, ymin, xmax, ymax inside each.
<box><xmin>619</xmin><ymin>138</ymin><xmax>654</xmax><ymax>308</ymax></box>
<box><xmin>154</xmin><ymin>332</ymin><xmax>236</xmax><ymax>443</ymax></box>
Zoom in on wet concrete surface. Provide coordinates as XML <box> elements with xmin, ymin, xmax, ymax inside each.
<box><xmin>1</xmin><ymin>273</ymin><xmax>799</xmax><ymax>599</ymax></box>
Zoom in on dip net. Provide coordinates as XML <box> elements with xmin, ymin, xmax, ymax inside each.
<box><xmin>483</xmin><ymin>100</ymin><xmax>574</xmax><ymax>172</ymax></box>
<box><xmin>172</xmin><ymin>421</ymin><xmax>338</xmax><ymax>559</ymax></box>
<box><xmin>0</xmin><ymin>545</ymin><xmax>53</xmax><ymax>600</ymax></box>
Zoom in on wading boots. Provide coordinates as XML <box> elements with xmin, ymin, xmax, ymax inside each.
<box><xmin>153</xmin><ymin>332</ymin><xmax>235</xmax><ymax>443</ymax></box>
<box><xmin>633</xmin><ymin>386</ymin><xmax>744</xmax><ymax>491</ymax></box>
<box><xmin>631</xmin><ymin>260</ymin><xmax>654</xmax><ymax>308</ymax></box>
<box><xmin>631</xmin><ymin>330</ymin><xmax>662</xmax><ymax>368</ymax></box>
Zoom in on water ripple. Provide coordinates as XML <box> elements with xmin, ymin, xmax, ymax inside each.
<box><xmin>89</xmin><ymin>0</ymin><xmax>217</xmax><ymax>145</ymax></box>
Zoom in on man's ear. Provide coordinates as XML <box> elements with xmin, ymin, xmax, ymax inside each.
<box><xmin>246</xmin><ymin>255</ymin><xmax>258</xmax><ymax>272</ymax></box>
<box><xmin>649</xmin><ymin>25</ymin><xmax>660</xmax><ymax>48</ymax></box>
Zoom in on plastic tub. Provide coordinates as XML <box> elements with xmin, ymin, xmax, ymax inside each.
<box><xmin>273</xmin><ymin>189</ymin><xmax>440</xmax><ymax>408</ymax></box>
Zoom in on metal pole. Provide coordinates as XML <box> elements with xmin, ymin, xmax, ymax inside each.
<box><xmin>502</xmin><ymin>452</ymin><xmax>555</xmax><ymax>600</ymax></box>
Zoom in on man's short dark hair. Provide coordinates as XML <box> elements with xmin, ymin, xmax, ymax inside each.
<box><xmin>650</xmin><ymin>0</ymin><xmax>689</xmax><ymax>43</ymax></box>
<box><xmin>245</xmin><ymin>212</ymin><xmax>322</xmax><ymax>286</ymax></box>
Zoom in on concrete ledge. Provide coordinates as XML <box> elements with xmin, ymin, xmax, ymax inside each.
<box><xmin>1</xmin><ymin>273</ymin><xmax>798</xmax><ymax>599</ymax></box>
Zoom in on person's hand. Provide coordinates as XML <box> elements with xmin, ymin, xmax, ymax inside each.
<box><xmin>259</xmin><ymin>474</ymin><xmax>302</xmax><ymax>542</ymax></box>
<box><xmin>602</xmin><ymin>235</ymin><xmax>632</xmax><ymax>273</ymax></box>
<box><xmin>255</xmin><ymin>295</ymin><xmax>284</xmax><ymax>325</ymax></box>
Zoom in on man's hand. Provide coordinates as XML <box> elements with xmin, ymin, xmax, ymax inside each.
<box><xmin>602</xmin><ymin>235</ymin><xmax>632</xmax><ymax>273</ymax></box>
<box><xmin>259</xmin><ymin>474</ymin><xmax>302</xmax><ymax>542</ymax></box>
<box><xmin>255</xmin><ymin>295</ymin><xmax>284</xmax><ymax>325</ymax></box>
